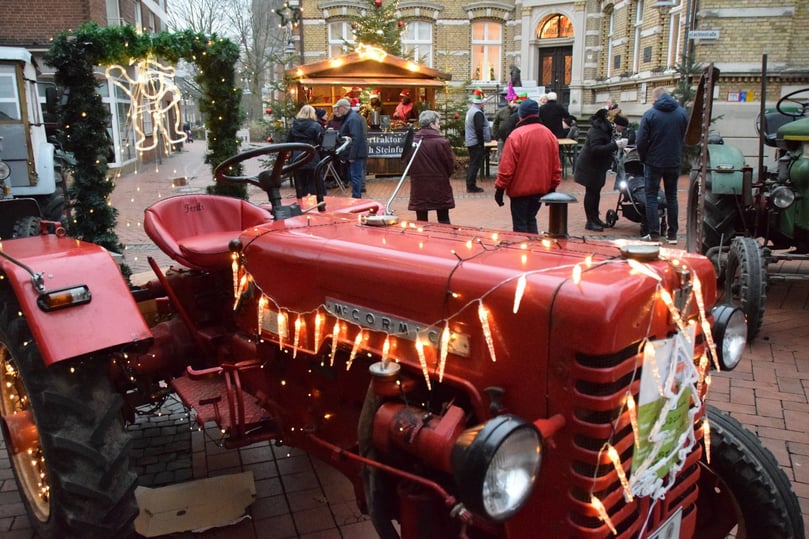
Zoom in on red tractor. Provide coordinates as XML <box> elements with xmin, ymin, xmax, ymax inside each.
<box><xmin>0</xmin><ymin>142</ymin><xmax>803</xmax><ymax>539</ymax></box>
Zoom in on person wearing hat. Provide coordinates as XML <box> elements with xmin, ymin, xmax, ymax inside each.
<box><xmin>392</xmin><ymin>89</ymin><xmax>417</xmax><ymax>122</ymax></box>
<box><xmin>501</xmin><ymin>91</ymin><xmax>528</xmax><ymax>143</ymax></box>
<box><xmin>612</xmin><ymin>114</ymin><xmax>635</xmax><ymax>146</ymax></box>
<box><xmin>492</xmin><ymin>96</ymin><xmax>517</xmax><ymax>163</ymax></box>
<box><xmin>574</xmin><ymin>108</ymin><xmax>629</xmax><ymax>232</ymax></box>
<box><xmin>539</xmin><ymin>91</ymin><xmax>571</xmax><ymax>139</ymax></box>
<box><xmin>333</xmin><ymin>97</ymin><xmax>368</xmax><ymax>198</ymax></box>
<box><xmin>494</xmin><ymin>98</ymin><xmax>562</xmax><ymax>233</ymax></box>
<box><xmin>464</xmin><ymin>88</ymin><xmax>488</xmax><ymax>193</ymax></box>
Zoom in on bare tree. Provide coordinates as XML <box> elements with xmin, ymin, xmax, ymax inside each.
<box><xmin>229</xmin><ymin>0</ymin><xmax>288</xmax><ymax>124</ymax></box>
<box><xmin>166</xmin><ymin>0</ymin><xmax>234</xmax><ymax>35</ymax></box>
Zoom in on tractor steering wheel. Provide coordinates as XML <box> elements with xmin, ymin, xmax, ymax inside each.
<box><xmin>213</xmin><ymin>143</ymin><xmax>317</xmax><ymax>194</ymax></box>
<box><xmin>776</xmin><ymin>88</ymin><xmax>809</xmax><ymax>118</ymax></box>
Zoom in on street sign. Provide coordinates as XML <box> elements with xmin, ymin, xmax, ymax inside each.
<box><xmin>688</xmin><ymin>30</ymin><xmax>720</xmax><ymax>40</ymax></box>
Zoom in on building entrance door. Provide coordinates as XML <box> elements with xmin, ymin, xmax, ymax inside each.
<box><xmin>538</xmin><ymin>47</ymin><xmax>572</xmax><ymax>105</ymax></box>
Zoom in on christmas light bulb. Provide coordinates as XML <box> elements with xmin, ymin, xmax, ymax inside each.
<box><xmin>329</xmin><ymin>320</ymin><xmax>340</xmax><ymax>366</ymax></box>
<box><xmin>438</xmin><ymin>323</ymin><xmax>450</xmax><ymax>382</ymax></box>
<box><xmin>415</xmin><ymin>338</ymin><xmax>431</xmax><ymax>390</ymax></box>
<box><xmin>513</xmin><ymin>274</ymin><xmax>527</xmax><ymax>314</ymax></box>
<box><xmin>590</xmin><ymin>495</ymin><xmax>617</xmax><ymax>535</ymax></box>
<box><xmin>607</xmin><ymin>444</ymin><xmax>633</xmax><ymax>502</ymax></box>
<box><xmin>347</xmin><ymin>331</ymin><xmax>364</xmax><ymax>371</ymax></box>
<box><xmin>293</xmin><ymin>315</ymin><xmax>302</xmax><ymax>358</ymax></box>
<box><xmin>478</xmin><ymin>302</ymin><xmax>497</xmax><ymax>363</ymax></box>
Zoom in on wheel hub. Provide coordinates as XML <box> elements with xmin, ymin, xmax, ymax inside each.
<box><xmin>0</xmin><ymin>345</ymin><xmax>50</xmax><ymax>521</ymax></box>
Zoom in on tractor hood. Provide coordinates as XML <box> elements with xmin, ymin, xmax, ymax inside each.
<box><xmin>237</xmin><ymin>214</ymin><xmax>718</xmax><ymax>415</ymax></box>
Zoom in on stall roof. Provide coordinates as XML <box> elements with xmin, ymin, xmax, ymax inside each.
<box><xmin>287</xmin><ymin>48</ymin><xmax>451</xmax><ymax>88</ymax></box>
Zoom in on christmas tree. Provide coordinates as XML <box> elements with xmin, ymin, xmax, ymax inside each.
<box><xmin>350</xmin><ymin>0</ymin><xmax>402</xmax><ymax>56</ymax></box>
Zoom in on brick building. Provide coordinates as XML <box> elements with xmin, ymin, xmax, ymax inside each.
<box><xmin>296</xmin><ymin>0</ymin><xmax>808</xmax><ymax>156</ymax></box>
<box><xmin>0</xmin><ymin>0</ymin><xmax>170</xmax><ymax>170</ymax></box>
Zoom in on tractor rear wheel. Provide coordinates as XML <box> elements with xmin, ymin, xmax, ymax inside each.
<box><xmin>12</xmin><ymin>216</ymin><xmax>41</xmax><ymax>238</ymax></box>
<box><xmin>696</xmin><ymin>405</ymin><xmax>804</xmax><ymax>539</ymax></box>
<box><xmin>724</xmin><ymin>236</ymin><xmax>767</xmax><ymax>340</ymax></box>
<box><xmin>0</xmin><ymin>289</ymin><xmax>138</xmax><ymax>538</ymax></box>
<box><xmin>687</xmin><ymin>172</ymin><xmax>742</xmax><ymax>255</ymax></box>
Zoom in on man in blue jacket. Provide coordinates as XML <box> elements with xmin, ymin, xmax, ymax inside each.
<box><xmin>335</xmin><ymin>98</ymin><xmax>368</xmax><ymax>198</ymax></box>
<box><xmin>635</xmin><ymin>87</ymin><xmax>688</xmax><ymax>243</ymax></box>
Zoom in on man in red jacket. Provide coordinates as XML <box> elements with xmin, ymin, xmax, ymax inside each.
<box><xmin>494</xmin><ymin>98</ymin><xmax>562</xmax><ymax>233</ymax></box>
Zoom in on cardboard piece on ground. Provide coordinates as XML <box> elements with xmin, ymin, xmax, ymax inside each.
<box><xmin>134</xmin><ymin>471</ymin><xmax>256</xmax><ymax>537</ymax></box>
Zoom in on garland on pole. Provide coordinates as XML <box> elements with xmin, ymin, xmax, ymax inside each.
<box><xmin>45</xmin><ymin>22</ymin><xmax>244</xmax><ymax>255</ymax></box>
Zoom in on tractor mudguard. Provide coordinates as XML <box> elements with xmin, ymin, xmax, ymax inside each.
<box><xmin>0</xmin><ymin>235</ymin><xmax>151</xmax><ymax>365</ymax></box>
<box><xmin>706</xmin><ymin>143</ymin><xmax>747</xmax><ymax>195</ymax></box>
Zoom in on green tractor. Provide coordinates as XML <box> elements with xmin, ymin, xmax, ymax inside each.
<box><xmin>687</xmin><ymin>63</ymin><xmax>809</xmax><ymax>340</ymax></box>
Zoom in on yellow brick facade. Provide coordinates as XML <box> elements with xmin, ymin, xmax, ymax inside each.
<box><xmin>297</xmin><ymin>0</ymin><xmax>807</xmax><ymax>143</ymax></box>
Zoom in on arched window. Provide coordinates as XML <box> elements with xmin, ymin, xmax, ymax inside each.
<box><xmin>536</xmin><ymin>14</ymin><xmax>573</xmax><ymax>40</ymax></box>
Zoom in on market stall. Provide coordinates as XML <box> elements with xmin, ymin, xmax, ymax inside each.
<box><xmin>287</xmin><ymin>46</ymin><xmax>451</xmax><ymax>176</ymax></box>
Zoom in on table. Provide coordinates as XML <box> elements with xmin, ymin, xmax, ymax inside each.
<box><xmin>558</xmin><ymin>138</ymin><xmax>579</xmax><ymax>178</ymax></box>
<box><xmin>482</xmin><ymin>141</ymin><xmax>498</xmax><ymax>179</ymax></box>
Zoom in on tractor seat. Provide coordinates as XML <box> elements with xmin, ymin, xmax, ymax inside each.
<box><xmin>144</xmin><ymin>194</ymin><xmax>270</xmax><ymax>270</ymax></box>
<box><xmin>759</xmin><ymin>111</ymin><xmax>799</xmax><ymax>148</ymax></box>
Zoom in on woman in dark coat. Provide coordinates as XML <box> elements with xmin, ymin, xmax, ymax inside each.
<box><xmin>405</xmin><ymin>110</ymin><xmax>456</xmax><ymax>224</ymax></box>
<box><xmin>286</xmin><ymin>105</ymin><xmax>324</xmax><ymax>198</ymax></box>
<box><xmin>574</xmin><ymin>108</ymin><xmax>628</xmax><ymax>231</ymax></box>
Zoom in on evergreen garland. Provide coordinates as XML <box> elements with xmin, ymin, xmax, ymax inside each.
<box><xmin>44</xmin><ymin>22</ymin><xmax>244</xmax><ymax>254</ymax></box>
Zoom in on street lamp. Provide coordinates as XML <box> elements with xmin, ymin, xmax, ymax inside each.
<box><xmin>275</xmin><ymin>1</ymin><xmax>303</xmax><ymax>63</ymax></box>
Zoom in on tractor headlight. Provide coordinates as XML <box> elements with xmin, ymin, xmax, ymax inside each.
<box><xmin>771</xmin><ymin>185</ymin><xmax>796</xmax><ymax>209</ymax></box>
<box><xmin>0</xmin><ymin>160</ymin><xmax>10</xmax><ymax>181</ymax></box>
<box><xmin>452</xmin><ymin>415</ymin><xmax>541</xmax><ymax>521</ymax></box>
<box><xmin>711</xmin><ymin>304</ymin><xmax>747</xmax><ymax>370</ymax></box>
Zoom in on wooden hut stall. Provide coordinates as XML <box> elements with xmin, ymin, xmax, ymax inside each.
<box><xmin>287</xmin><ymin>47</ymin><xmax>451</xmax><ymax>176</ymax></box>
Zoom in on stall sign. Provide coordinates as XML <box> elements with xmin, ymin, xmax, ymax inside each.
<box><xmin>367</xmin><ymin>131</ymin><xmax>408</xmax><ymax>158</ymax></box>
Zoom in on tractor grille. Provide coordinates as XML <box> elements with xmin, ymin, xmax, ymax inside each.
<box><xmin>566</xmin><ymin>337</ymin><xmax>703</xmax><ymax>537</ymax></box>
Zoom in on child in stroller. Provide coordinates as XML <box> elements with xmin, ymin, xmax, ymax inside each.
<box><xmin>604</xmin><ymin>148</ymin><xmax>668</xmax><ymax>236</ymax></box>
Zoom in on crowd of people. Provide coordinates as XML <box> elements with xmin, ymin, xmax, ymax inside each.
<box><xmin>276</xmin><ymin>85</ymin><xmax>686</xmax><ymax>240</ymax></box>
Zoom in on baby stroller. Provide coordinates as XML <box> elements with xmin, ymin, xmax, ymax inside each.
<box><xmin>604</xmin><ymin>148</ymin><xmax>667</xmax><ymax>235</ymax></box>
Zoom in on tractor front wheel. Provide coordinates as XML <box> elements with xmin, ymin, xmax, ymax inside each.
<box><xmin>0</xmin><ymin>289</ymin><xmax>138</xmax><ymax>538</ymax></box>
<box><xmin>724</xmin><ymin>236</ymin><xmax>767</xmax><ymax>340</ymax></box>
<box><xmin>696</xmin><ymin>405</ymin><xmax>804</xmax><ymax>538</ymax></box>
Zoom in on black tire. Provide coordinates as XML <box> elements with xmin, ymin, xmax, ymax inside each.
<box><xmin>703</xmin><ymin>188</ymin><xmax>741</xmax><ymax>252</ymax></box>
<box><xmin>605</xmin><ymin>209</ymin><xmax>618</xmax><ymax>228</ymax></box>
<box><xmin>34</xmin><ymin>189</ymin><xmax>66</xmax><ymax>222</ymax></box>
<box><xmin>0</xmin><ymin>289</ymin><xmax>138</xmax><ymax>538</ymax></box>
<box><xmin>696</xmin><ymin>405</ymin><xmax>804</xmax><ymax>539</ymax></box>
<box><xmin>724</xmin><ymin>236</ymin><xmax>767</xmax><ymax>340</ymax></box>
<box><xmin>12</xmin><ymin>216</ymin><xmax>41</xmax><ymax>238</ymax></box>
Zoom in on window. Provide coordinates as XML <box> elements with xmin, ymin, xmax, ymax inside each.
<box><xmin>471</xmin><ymin>22</ymin><xmax>502</xmax><ymax>82</ymax></box>
<box><xmin>632</xmin><ymin>0</ymin><xmax>644</xmax><ymax>72</ymax></box>
<box><xmin>0</xmin><ymin>65</ymin><xmax>21</xmax><ymax>121</ymax></box>
<box><xmin>402</xmin><ymin>21</ymin><xmax>433</xmax><ymax>67</ymax></box>
<box><xmin>537</xmin><ymin>15</ymin><xmax>573</xmax><ymax>39</ymax></box>
<box><xmin>134</xmin><ymin>1</ymin><xmax>143</xmax><ymax>32</ymax></box>
<box><xmin>101</xmin><ymin>77</ymin><xmax>136</xmax><ymax>166</ymax></box>
<box><xmin>606</xmin><ymin>9</ymin><xmax>615</xmax><ymax>78</ymax></box>
<box><xmin>328</xmin><ymin>21</ymin><xmax>354</xmax><ymax>57</ymax></box>
<box><xmin>106</xmin><ymin>0</ymin><xmax>123</xmax><ymax>26</ymax></box>
<box><xmin>668</xmin><ymin>13</ymin><xmax>682</xmax><ymax>68</ymax></box>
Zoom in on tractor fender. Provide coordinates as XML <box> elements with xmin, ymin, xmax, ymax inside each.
<box><xmin>0</xmin><ymin>235</ymin><xmax>152</xmax><ymax>365</ymax></box>
<box><xmin>706</xmin><ymin>143</ymin><xmax>747</xmax><ymax>195</ymax></box>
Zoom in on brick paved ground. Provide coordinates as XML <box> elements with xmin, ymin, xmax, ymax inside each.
<box><xmin>1</xmin><ymin>140</ymin><xmax>807</xmax><ymax>537</ymax></box>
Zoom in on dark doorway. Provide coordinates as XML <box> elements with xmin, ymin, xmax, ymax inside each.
<box><xmin>539</xmin><ymin>47</ymin><xmax>572</xmax><ymax>105</ymax></box>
